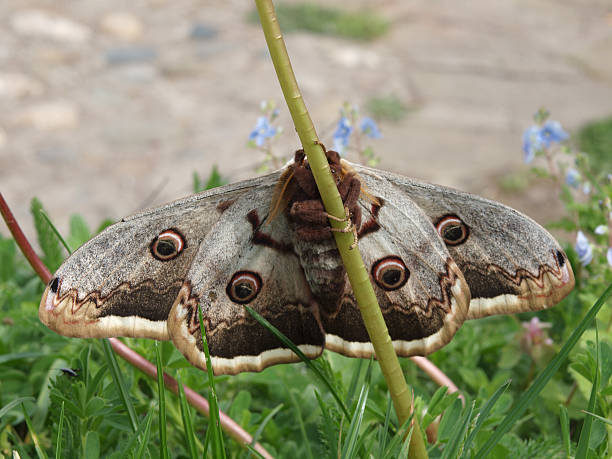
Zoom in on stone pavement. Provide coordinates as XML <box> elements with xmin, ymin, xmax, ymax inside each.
<box><xmin>1</xmin><ymin>0</ymin><xmax>611</xmax><ymax>239</ymax></box>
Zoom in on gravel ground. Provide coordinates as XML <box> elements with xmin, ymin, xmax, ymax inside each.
<box><xmin>1</xmin><ymin>0</ymin><xmax>611</xmax><ymax>240</ymax></box>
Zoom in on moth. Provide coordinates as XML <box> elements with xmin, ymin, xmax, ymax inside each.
<box><xmin>39</xmin><ymin>150</ymin><xmax>575</xmax><ymax>375</ymax></box>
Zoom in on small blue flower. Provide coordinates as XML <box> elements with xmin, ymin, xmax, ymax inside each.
<box><xmin>249</xmin><ymin>116</ymin><xmax>276</xmax><ymax>147</ymax></box>
<box><xmin>333</xmin><ymin>116</ymin><xmax>353</xmax><ymax>154</ymax></box>
<box><xmin>575</xmin><ymin>231</ymin><xmax>593</xmax><ymax>266</ymax></box>
<box><xmin>582</xmin><ymin>182</ymin><xmax>591</xmax><ymax>194</ymax></box>
<box><xmin>565</xmin><ymin>168</ymin><xmax>580</xmax><ymax>188</ymax></box>
<box><xmin>522</xmin><ymin>120</ymin><xmax>569</xmax><ymax>163</ymax></box>
<box><xmin>607</xmin><ymin>247</ymin><xmax>612</xmax><ymax>267</ymax></box>
<box><xmin>539</xmin><ymin>120</ymin><xmax>568</xmax><ymax>146</ymax></box>
<box><xmin>594</xmin><ymin>225</ymin><xmax>608</xmax><ymax>235</ymax></box>
<box><xmin>522</xmin><ymin>125</ymin><xmax>543</xmax><ymax>163</ymax></box>
<box><xmin>360</xmin><ymin>117</ymin><xmax>381</xmax><ymax>139</ymax></box>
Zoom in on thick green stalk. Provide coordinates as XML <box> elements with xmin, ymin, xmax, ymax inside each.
<box><xmin>254</xmin><ymin>1</ymin><xmax>427</xmax><ymax>457</ymax></box>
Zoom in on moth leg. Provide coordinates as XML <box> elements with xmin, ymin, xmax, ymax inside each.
<box><xmin>290</xmin><ymin>199</ymin><xmax>328</xmax><ymax>225</ymax></box>
<box><xmin>295</xmin><ymin>225</ymin><xmax>333</xmax><ymax>241</ymax></box>
<box><xmin>291</xmin><ymin>162</ymin><xmax>319</xmax><ymax>197</ymax></box>
<box><xmin>338</xmin><ymin>173</ymin><xmax>362</xmax><ymax>228</ymax></box>
<box><xmin>329</xmin><ymin>206</ymin><xmax>359</xmax><ymax>249</ymax></box>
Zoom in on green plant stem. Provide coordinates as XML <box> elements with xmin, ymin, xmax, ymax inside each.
<box><xmin>254</xmin><ymin>1</ymin><xmax>427</xmax><ymax>457</ymax></box>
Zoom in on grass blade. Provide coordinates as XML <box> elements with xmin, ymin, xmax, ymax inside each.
<box><xmin>198</xmin><ymin>304</ymin><xmax>226</xmax><ymax>459</ymax></box>
<box><xmin>382</xmin><ymin>415</ymin><xmax>414</xmax><ymax>458</ymax></box>
<box><xmin>474</xmin><ymin>281</ymin><xmax>612</xmax><ymax>458</ymax></box>
<box><xmin>442</xmin><ymin>401</ymin><xmax>473</xmax><ymax>459</ymax></box>
<box><xmin>581</xmin><ymin>410</ymin><xmax>612</xmax><ymax>426</ymax></box>
<box><xmin>39</xmin><ymin>209</ymin><xmax>72</xmax><ymax>254</ymax></box>
<box><xmin>397</xmin><ymin>425</ymin><xmax>414</xmax><ymax>459</ymax></box>
<box><xmin>245</xmin><ymin>305</ymin><xmax>349</xmax><ymax>417</ymax></box>
<box><xmin>559</xmin><ymin>404</ymin><xmax>571</xmax><ymax>457</ymax></box>
<box><xmin>177</xmin><ymin>371</ymin><xmax>199</xmax><ymax>459</ymax></box>
<box><xmin>346</xmin><ymin>359</ymin><xmax>365</xmax><ymax>406</ymax></box>
<box><xmin>101</xmin><ymin>338</ymin><xmax>138</xmax><ymax>432</ymax></box>
<box><xmin>155</xmin><ymin>341</ymin><xmax>170</xmax><ymax>459</ymax></box>
<box><xmin>0</xmin><ymin>397</ymin><xmax>35</xmax><ymax>419</ymax></box>
<box><xmin>120</xmin><ymin>409</ymin><xmax>154</xmax><ymax>456</ymax></box>
<box><xmin>341</xmin><ymin>360</ymin><xmax>372</xmax><ymax>459</ymax></box>
<box><xmin>21</xmin><ymin>403</ymin><xmax>48</xmax><ymax>459</ymax></box>
<box><xmin>135</xmin><ymin>410</ymin><xmax>154</xmax><ymax>459</ymax></box>
<box><xmin>377</xmin><ymin>393</ymin><xmax>393</xmax><ymax>454</ymax></box>
<box><xmin>245</xmin><ymin>444</ymin><xmax>266</xmax><ymax>458</ymax></box>
<box><xmin>575</xmin><ymin>327</ymin><xmax>600</xmax><ymax>458</ymax></box>
<box><xmin>249</xmin><ymin>403</ymin><xmax>283</xmax><ymax>450</ymax></box>
<box><xmin>461</xmin><ymin>380</ymin><xmax>510</xmax><ymax>457</ymax></box>
<box><xmin>55</xmin><ymin>401</ymin><xmax>64</xmax><ymax>459</ymax></box>
<box><xmin>0</xmin><ymin>352</ymin><xmax>47</xmax><ymax>365</ymax></box>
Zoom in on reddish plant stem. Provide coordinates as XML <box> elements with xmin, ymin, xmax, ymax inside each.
<box><xmin>0</xmin><ymin>193</ymin><xmax>52</xmax><ymax>282</ymax></box>
<box><xmin>0</xmin><ymin>192</ymin><xmax>272</xmax><ymax>459</ymax></box>
<box><xmin>409</xmin><ymin>356</ymin><xmax>463</xmax><ymax>401</ymax></box>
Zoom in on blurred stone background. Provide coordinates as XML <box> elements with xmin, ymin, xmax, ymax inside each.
<box><xmin>1</xmin><ymin>0</ymin><xmax>611</xmax><ymax>240</ymax></box>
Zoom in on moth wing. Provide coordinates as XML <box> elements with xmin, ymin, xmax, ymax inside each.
<box><xmin>168</xmin><ymin>190</ymin><xmax>325</xmax><ymax>375</ymax></box>
<box><xmin>39</xmin><ymin>172</ymin><xmax>282</xmax><ymax>341</ymax></box>
<box><xmin>352</xmin><ymin>162</ymin><xmax>574</xmax><ymax>319</ymax></box>
<box><xmin>322</xmin><ymin>168</ymin><xmax>471</xmax><ymax>358</ymax></box>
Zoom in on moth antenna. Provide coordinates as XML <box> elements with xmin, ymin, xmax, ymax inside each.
<box><xmin>268</xmin><ymin>168</ymin><xmax>296</xmax><ymax>223</ymax></box>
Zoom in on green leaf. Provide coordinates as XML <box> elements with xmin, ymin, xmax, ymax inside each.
<box><xmin>462</xmin><ymin>380</ymin><xmax>511</xmax><ymax>457</ymax></box>
<box><xmin>438</xmin><ymin>396</ymin><xmax>463</xmax><ymax>444</ymax></box>
<box><xmin>83</xmin><ymin>430</ymin><xmax>100</xmax><ymax>459</ymax></box>
<box><xmin>192</xmin><ymin>171</ymin><xmax>202</xmax><ymax>193</ymax></box>
<box><xmin>442</xmin><ymin>401</ymin><xmax>474</xmax><ymax>459</ymax></box>
<box><xmin>67</xmin><ymin>214</ymin><xmax>91</xmax><ymax>248</ymax></box>
<box><xmin>286</xmin><ymin>385</ymin><xmax>313</xmax><ymax>459</ymax></box>
<box><xmin>229</xmin><ymin>390</ymin><xmax>252</xmax><ymax>420</ymax></box>
<box><xmin>250</xmin><ymin>403</ymin><xmax>283</xmax><ymax>452</ymax></box>
<box><xmin>95</xmin><ymin>218</ymin><xmax>114</xmax><ymax>233</ymax></box>
<box><xmin>31</xmin><ymin>197</ymin><xmax>64</xmax><ymax>270</ymax></box>
<box><xmin>205</xmin><ymin>165</ymin><xmax>225</xmax><ymax>190</ymax></box>
<box><xmin>0</xmin><ymin>237</ymin><xmax>16</xmax><ymax>282</ymax></box>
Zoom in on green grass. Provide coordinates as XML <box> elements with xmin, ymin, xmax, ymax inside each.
<box><xmin>577</xmin><ymin>116</ymin><xmax>612</xmax><ymax>173</ymax></box>
<box><xmin>248</xmin><ymin>3</ymin><xmax>389</xmax><ymax>41</ymax></box>
<box><xmin>365</xmin><ymin>94</ymin><xmax>411</xmax><ymax>123</ymax></box>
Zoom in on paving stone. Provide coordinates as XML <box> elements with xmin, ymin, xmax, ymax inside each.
<box><xmin>189</xmin><ymin>22</ymin><xmax>218</xmax><ymax>40</ymax></box>
<box><xmin>105</xmin><ymin>45</ymin><xmax>157</xmax><ymax>65</ymax></box>
<box><xmin>100</xmin><ymin>12</ymin><xmax>144</xmax><ymax>41</ymax></box>
<box><xmin>10</xmin><ymin>8</ymin><xmax>91</xmax><ymax>44</ymax></box>
<box><xmin>0</xmin><ymin>73</ymin><xmax>43</xmax><ymax>99</ymax></box>
<box><xmin>14</xmin><ymin>100</ymin><xmax>79</xmax><ymax>130</ymax></box>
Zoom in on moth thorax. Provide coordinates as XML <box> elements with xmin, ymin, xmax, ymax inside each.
<box><xmin>292</xmin><ymin>237</ymin><xmax>346</xmax><ymax>312</ymax></box>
